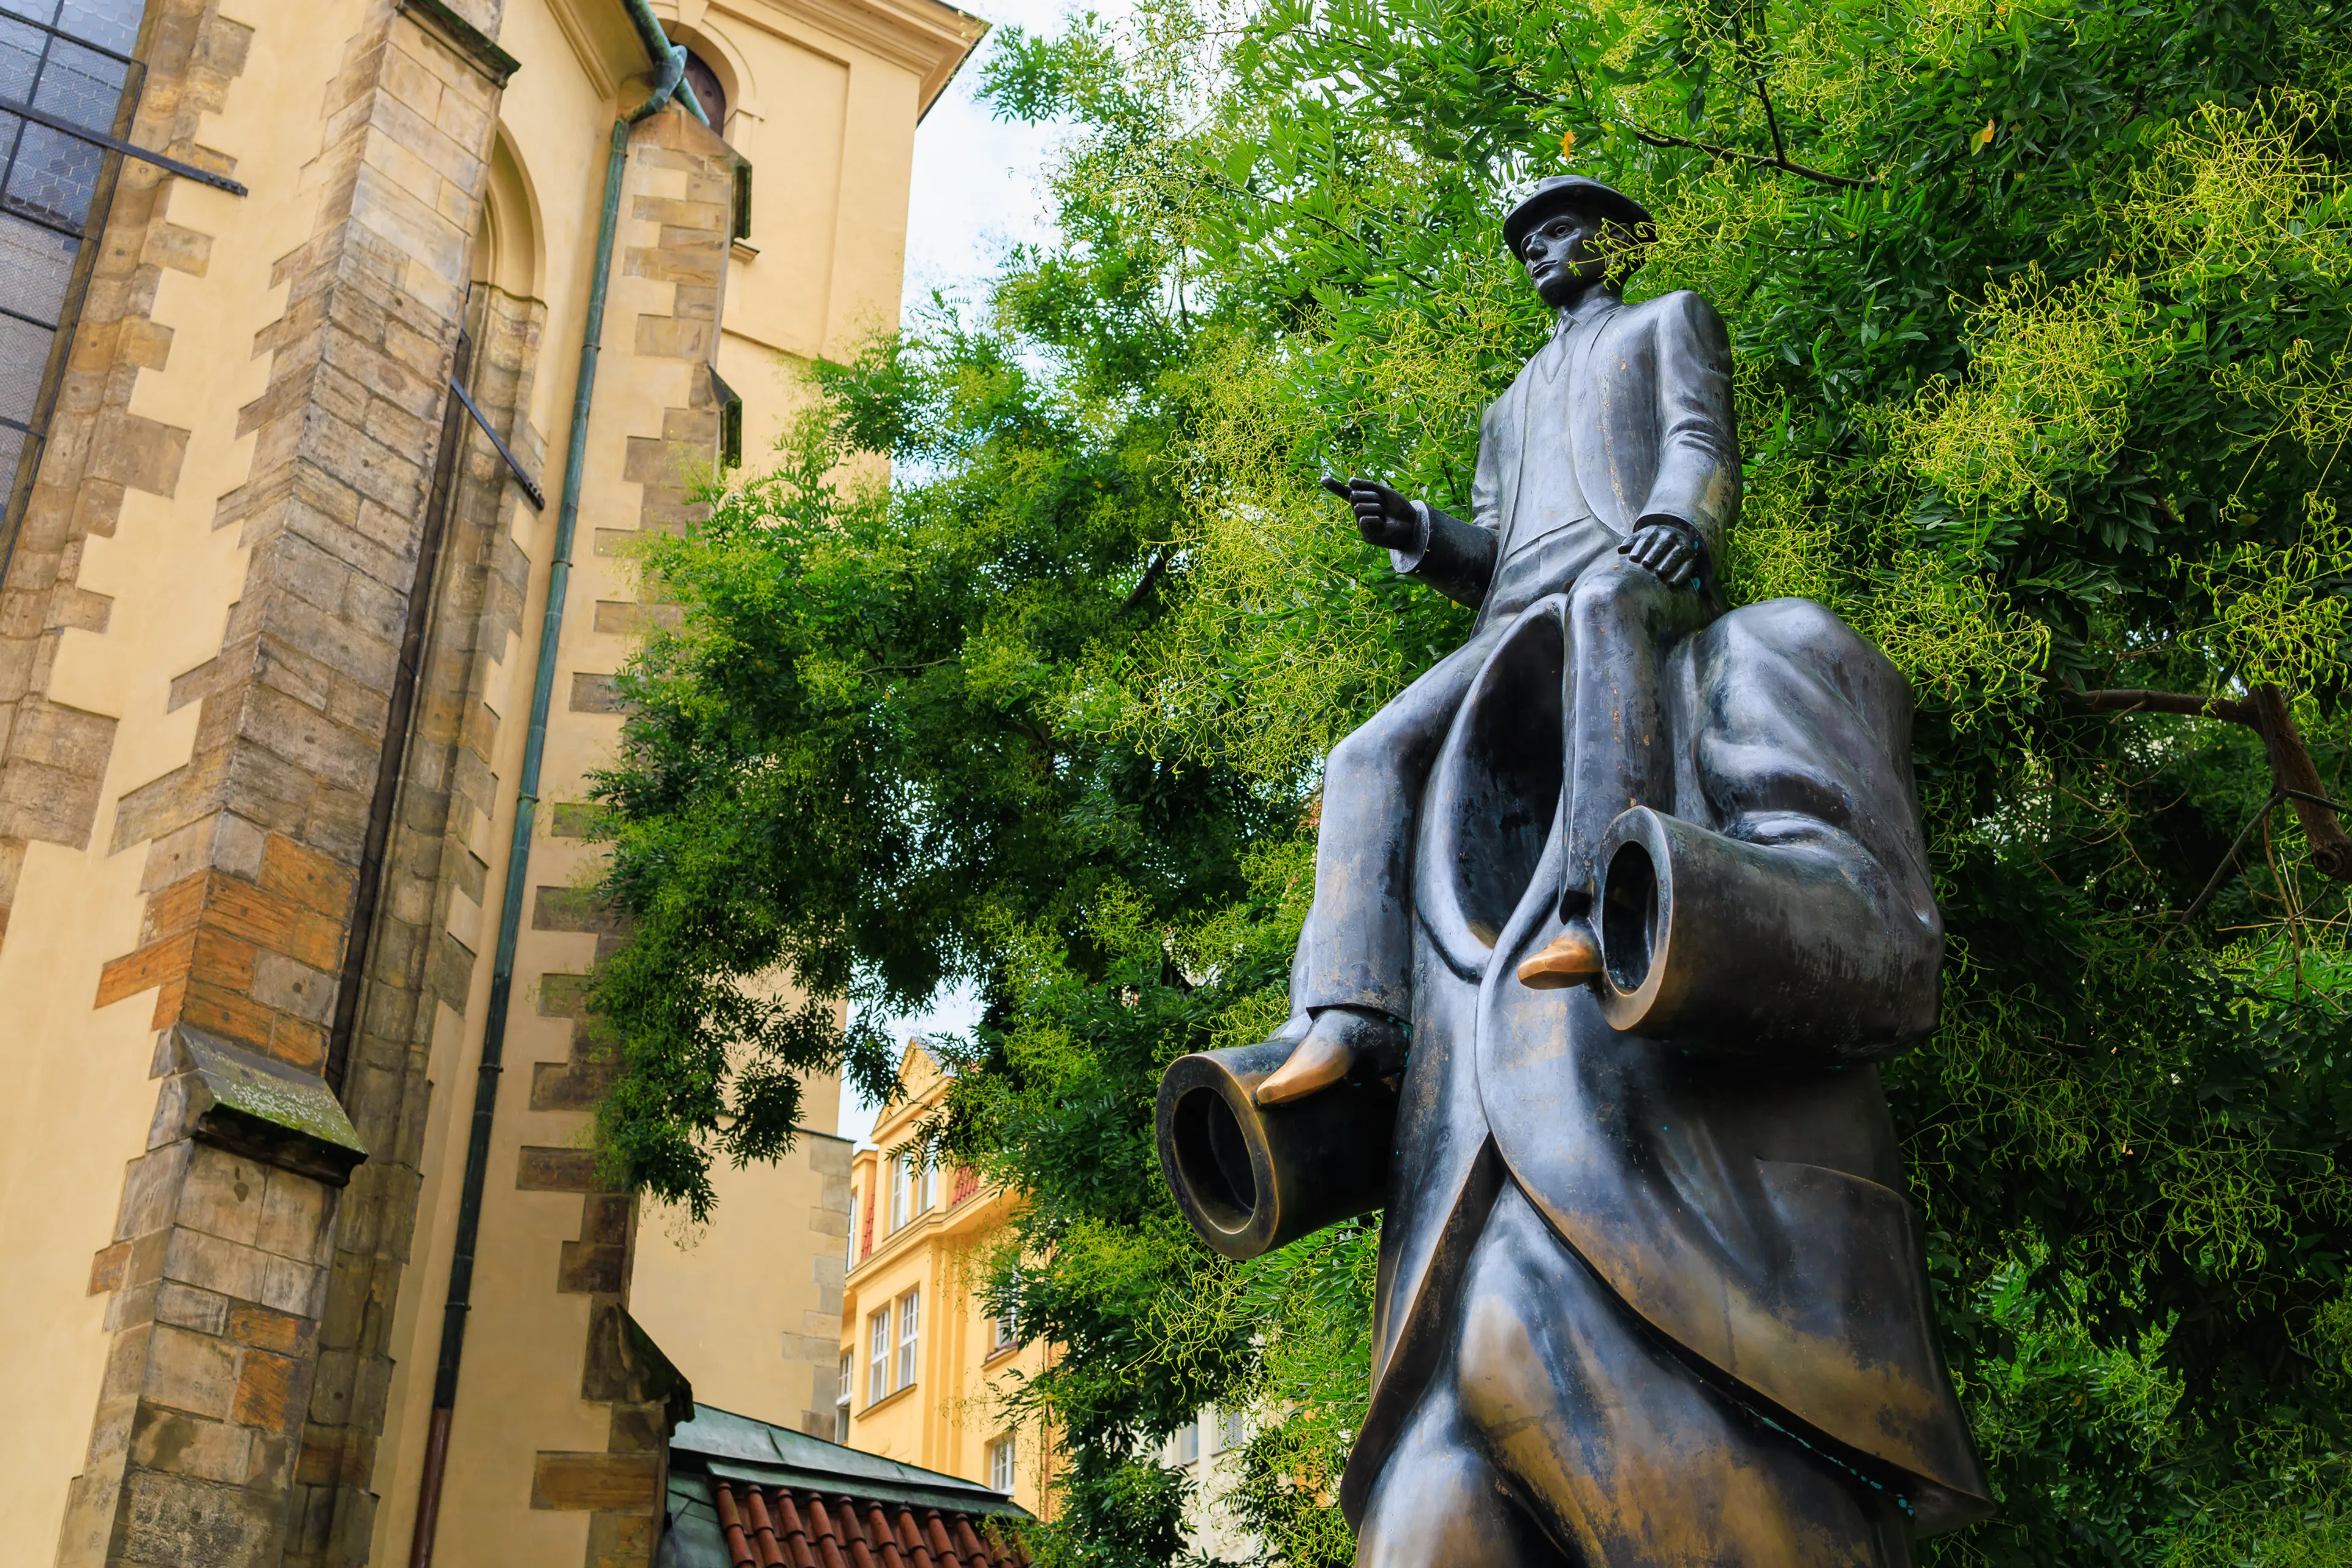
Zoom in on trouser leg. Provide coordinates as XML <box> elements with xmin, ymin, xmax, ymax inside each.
<box><xmin>1294</xmin><ymin>628</ymin><xmax>1504</xmax><ymax>1019</ymax></box>
<box><xmin>1353</xmin><ymin>1359</ymin><xmax>1575</xmax><ymax>1568</ymax></box>
<box><xmin>1560</xmin><ymin>557</ymin><xmax>1713</xmax><ymax>917</ymax></box>
<box><xmin>1450</xmin><ymin>1185</ymin><xmax>1913</xmax><ymax>1568</ymax></box>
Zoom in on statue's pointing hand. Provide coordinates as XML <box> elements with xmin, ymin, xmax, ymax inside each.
<box><xmin>1321</xmin><ymin>475</ymin><xmax>1419</xmax><ymax>552</ymax></box>
<box><xmin>1619</xmin><ymin>518</ymin><xmax>1702</xmax><ymax>589</ymax></box>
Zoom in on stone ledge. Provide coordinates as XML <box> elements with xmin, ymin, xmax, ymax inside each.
<box><xmin>159</xmin><ymin>1025</ymin><xmax>369</xmax><ymax>1186</ymax></box>
<box><xmin>396</xmin><ymin>0</ymin><xmax>521</xmax><ymax>86</ymax></box>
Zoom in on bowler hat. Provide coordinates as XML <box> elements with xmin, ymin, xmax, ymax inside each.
<box><xmin>1502</xmin><ymin>175</ymin><xmax>1656</xmax><ymax>258</ymax></box>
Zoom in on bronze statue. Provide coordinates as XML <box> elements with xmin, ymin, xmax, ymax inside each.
<box><xmin>1155</xmin><ymin>176</ymin><xmax>1993</xmax><ymax>1566</ymax></box>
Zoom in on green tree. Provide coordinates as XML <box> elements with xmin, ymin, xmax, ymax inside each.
<box><xmin>588</xmin><ymin>0</ymin><xmax>2352</xmax><ymax>1560</ymax></box>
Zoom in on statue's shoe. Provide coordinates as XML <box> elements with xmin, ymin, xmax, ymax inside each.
<box><xmin>1256</xmin><ymin>1006</ymin><xmax>1406</xmax><ymax>1105</ymax></box>
<box><xmin>1516</xmin><ymin>925</ymin><xmax>1602</xmax><ymax>989</ymax></box>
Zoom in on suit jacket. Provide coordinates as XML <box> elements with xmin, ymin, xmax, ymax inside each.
<box><xmin>1339</xmin><ymin>594</ymin><xmax>1993</xmax><ymax>1537</ymax></box>
<box><xmin>1397</xmin><ymin>290</ymin><xmax>1742</xmax><ymax>613</ymax></box>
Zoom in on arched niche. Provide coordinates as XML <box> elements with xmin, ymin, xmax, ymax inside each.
<box><xmin>471</xmin><ymin>126</ymin><xmax>543</xmax><ymax>300</ymax></box>
<box><xmin>660</xmin><ymin>16</ymin><xmax>757</xmax><ymax>141</ymax></box>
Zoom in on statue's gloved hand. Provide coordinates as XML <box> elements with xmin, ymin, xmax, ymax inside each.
<box><xmin>1256</xmin><ymin>1005</ymin><xmax>1405</xmax><ymax>1106</ymax></box>
<box><xmin>1321</xmin><ymin>476</ymin><xmax>1421</xmax><ymax>553</ymax></box>
<box><xmin>1619</xmin><ymin>518</ymin><xmax>1701</xmax><ymax>589</ymax></box>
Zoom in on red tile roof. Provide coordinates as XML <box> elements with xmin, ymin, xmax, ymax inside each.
<box><xmin>710</xmin><ymin>1481</ymin><xmax>1031</xmax><ymax>1568</ymax></box>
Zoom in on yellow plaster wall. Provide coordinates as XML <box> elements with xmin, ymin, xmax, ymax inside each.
<box><xmin>373</xmin><ymin>0</ymin><xmax>943</xmax><ymax>1546</ymax></box>
<box><xmin>0</xmin><ymin>0</ymin><xmax>971</xmax><ymax>1551</ymax></box>
<box><xmin>628</xmin><ymin>1064</ymin><xmax>849</xmax><ymax>1432</ymax></box>
<box><xmin>0</xmin><ymin>0</ymin><xmax>377</xmax><ymax>1547</ymax></box>
<box><xmin>668</xmin><ymin>0</ymin><xmax>931</xmax><ymax>458</ymax></box>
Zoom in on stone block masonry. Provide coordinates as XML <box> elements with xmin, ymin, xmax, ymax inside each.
<box><xmin>62</xmin><ymin>1098</ymin><xmax>343</xmax><ymax>1564</ymax></box>
<box><xmin>284</xmin><ymin>277</ymin><xmax>546</xmax><ymax>1568</ymax></box>
<box><xmin>50</xmin><ymin>2</ymin><xmax>514</xmax><ymax>1564</ymax></box>
<box><xmin>0</xmin><ymin>0</ymin><xmax>243</xmax><ymax>946</ymax></box>
<box><xmin>516</xmin><ymin>102</ymin><xmax>740</xmax><ymax>1568</ymax></box>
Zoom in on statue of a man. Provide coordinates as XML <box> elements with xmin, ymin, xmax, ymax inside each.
<box><xmin>1259</xmin><ymin>175</ymin><xmax>1736</xmax><ymax>1104</ymax></box>
<box><xmin>1207</xmin><ymin>176</ymin><xmax>1993</xmax><ymax>1564</ymax></box>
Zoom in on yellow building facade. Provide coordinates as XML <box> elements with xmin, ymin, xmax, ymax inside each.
<box><xmin>839</xmin><ymin>1044</ymin><xmax>1056</xmax><ymax>1519</ymax></box>
<box><xmin>0</xmin><ymin>1</ymin><xmax>981</xmax><ymax>1564</ymax></box>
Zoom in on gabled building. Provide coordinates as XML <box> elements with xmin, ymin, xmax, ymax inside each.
<box><xmin>839</xmin><ymin>1042</ymin><xmax>1055</xmax><ymax>1519</ymax></box>
<box><xmin>0</xmin><ymin>2</ymin><xmax>982</xmax><ymax>1565</ymax></box>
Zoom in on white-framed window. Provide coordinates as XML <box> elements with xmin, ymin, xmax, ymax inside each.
<box><xmin>920</xmin><ymin>1153</ymin><xmax>939</xmax><ymax>1212</ymax></box>
<box><xmin>991</xmin><ymin>1308</ymin><xmax>1016</xmax><ymax>1354</ymax></box>
<box><xmin>895</xmin><ymin>1287</ymin><xmax>921</xmax><ymax>1390</ymax></box>
<box><xmin>867</xmin><ymin>1308</ymin><xmax>890</xmax><ymax>1406</ymax></box>
<box><xmin>988</xmin><ymin>1433</ymin><xmax>1016</xmax><ymax>1493</ymax></box>
<box><xmin>888</xmin><ymin>1152</ymin><xmax>912</xmax><ymax>1231</ymax></box>
<box><xmin>1216</xmin><ymin>1404</ymin><xmax>1247</xmax><ymax>1450</ymax></box>
<box><xmin>835</xmin><ymin>1351</ymin><xmax>853</xmax><ymax>1442</ymax></box>
<box><xmin>1172</xmin><ymin>1415</ymin><xmax>1200</xmax><ymax>1466</ymax></box>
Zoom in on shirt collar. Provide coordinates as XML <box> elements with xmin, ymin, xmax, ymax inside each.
<box><xmin>1553</xmin><ymin>288</ymin><xmax>1622</xmax><ymax>336</ymax></box>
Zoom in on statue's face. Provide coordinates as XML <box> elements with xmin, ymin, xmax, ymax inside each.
<box><xmin>1520</xmin><ymin>206</ymin><xmax>1617</xmax><ymax>307</ymax></box>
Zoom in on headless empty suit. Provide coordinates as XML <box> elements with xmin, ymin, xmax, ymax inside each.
<box><xmin>1163</xmin><ymin>178</ymin><xmax>1991</xmax><ymax>1567</ymax></box>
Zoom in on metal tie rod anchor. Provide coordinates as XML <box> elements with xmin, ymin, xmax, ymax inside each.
<box><xmin>447</xmin><ymin>375</ymin><xmax>546</xmax><ymax>510</ymax></box>
<box><xmin>0</xmin><ymin>93</ymin><xmax>249</xmax><ymax>196</ymax></box>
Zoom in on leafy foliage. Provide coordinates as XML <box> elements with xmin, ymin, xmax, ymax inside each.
<box><xmin>588</xmin><ymin>0</ymin><xmax>2352</xmax><ymax>1560</ymax></box>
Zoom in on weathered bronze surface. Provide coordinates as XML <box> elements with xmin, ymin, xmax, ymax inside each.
<box><xmin>1155</xmin><ymin>175</ymin><xmax>1993</xmax><ymax>1564</ymax></box>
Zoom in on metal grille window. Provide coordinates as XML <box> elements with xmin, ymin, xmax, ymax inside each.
<box><xmin>0</xmin><ymin>1</ymin><xmax>247</xmax><ymax>581</ymax></box>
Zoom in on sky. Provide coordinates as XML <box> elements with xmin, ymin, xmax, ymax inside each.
<box><xmin>834</xmin><ymin>0</ymin><xmax>1101</xmax><ymax>1148</ymax></box>
<box><xmin>896</xmin><ymin>0</ymin><xmax>1095</xmax><ymax>320</ymax></box>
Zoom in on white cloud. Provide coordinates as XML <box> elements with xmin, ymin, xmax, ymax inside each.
<box><xmin>902</xmin><ymin>0</ymin><xmax>1126</xmax><ymax>316</ymax></box>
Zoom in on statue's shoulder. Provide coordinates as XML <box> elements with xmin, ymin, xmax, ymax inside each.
<box><xmin>1619</xmin><ymin>288</ymin><xmax>1729</xmax><ymax>339</ymax></box>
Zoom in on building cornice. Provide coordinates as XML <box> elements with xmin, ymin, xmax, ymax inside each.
<box><xmin>714</xmin><ymin>0</ymin><xmax>986</xmax><ymax>116</ymax></box>
<box><xmin>846</xmin><ymin>1181</ymin><xmax>1009</xmax><ymax>1283</ymax></box>
<box><xmin>545</xmin><ymin>0</ymin><xmax>653</xmax><ymax>101</ymax></box>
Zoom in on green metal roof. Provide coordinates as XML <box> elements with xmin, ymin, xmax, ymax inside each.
<box><xmin>668</xmin><ymin>1402</ymin><xmax>1029</xmax><ymax>1518</ymax></box>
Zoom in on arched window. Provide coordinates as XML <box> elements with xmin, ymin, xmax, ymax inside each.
<box><xmin>681</xmin><ymin>49</ymin><xmax>728</xmax><ymax>138</ymax></box>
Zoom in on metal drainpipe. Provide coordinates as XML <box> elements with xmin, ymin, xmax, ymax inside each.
<box><xmin>624</xmin><ymin>0</ymin><xmax>710</xmax><ymax>126</ymax></box>
<box><xmin>404</xmin><ymin>23</ymin><xmax>704</xmax><ymax>1568</ymax></box>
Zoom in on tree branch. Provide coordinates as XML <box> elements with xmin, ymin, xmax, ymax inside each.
<box><xmin>2161</xmin><ymin>790</ymin><xmax>2281</xmax><ymax>947</ymax></box>
<box><xmin>1120</xmin><ymin>548</ymin><xmax>1172</xmax><ymax>615</ymax></box>
<box><xmin>2248</xmin><ymin>685</ymin><xmax>2352</xmax><ymax>880</ymax></box>
<box><xmin>2075</xmin><ymin>685</ymin><xmax>2351</xmax><ymax>881</ymax></box>
<box><xmin>1625</xmin><ymin>124</ymin><xmax>1874</xmax><ymax>189</ymax></box>
<box><xmin>1757</xmin><ymin>81</ymin><xmax>1790</xmax><ymax>165</ymax></box>
<box><xmin>2075</xmin><ymin>688</ymin><xmax>2259</xmax><ymax>726</ymax></box>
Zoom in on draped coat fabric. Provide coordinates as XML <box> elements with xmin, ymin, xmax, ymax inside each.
<box><xmin>1337</xmin><ymin>594</ymin><xmax>1994</xmax><ymax>1539</ymax></box>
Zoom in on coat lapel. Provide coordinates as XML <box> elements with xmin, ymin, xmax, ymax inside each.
<box><xmin>1499</xmin><ymin>303</ymin><xmax>1623</xmax><ymax>560</ymax></box>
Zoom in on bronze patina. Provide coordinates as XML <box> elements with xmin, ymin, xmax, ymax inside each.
<box><xmin>1154</xmin><ymin>175</ymin><xmax>1992</xmax><ymax>1566</ymax></box>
